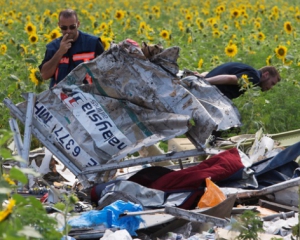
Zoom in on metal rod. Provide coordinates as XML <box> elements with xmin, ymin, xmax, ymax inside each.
<box><xmin>21</xmin><ymin>92</ymin><xmax>35</xmax><ymax>167</ymax></box>
<box><xmin>262</xmin><ymin>211</ymin><xmax>295</xmax><ymax>221</ymax></box>
<box><xmin>165</xmin><ymin>206</ymin><xmax>229</xmax><ymax>227</ymax></box>
<box><xmin>9</xmin><ymin>118</ymin><xmax>24</xmax><ymax>158</ymax></box>
<box><xmin>82</xmin><ymin>148</ymin><xmax>221</xmax><ymax>174</ymax></box>
<box><xmin>228</xmin><ymin>176</ymin><xmax>300</xmax><ymax>199</ymax></box>
<box><xmin>119</xmin><ymin>209</ymin><xmax>165</xmax><ymax>218</ymax></box>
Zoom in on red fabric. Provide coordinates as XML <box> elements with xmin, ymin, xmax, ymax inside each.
<box><xmin>90</xmin><ymin>186</ymin><xmax>98</xmax><ymax>203</ymax></box>
<box><xmin>40</xmin><ymin>193</ymin><xmax>48</xmax><ymax>203</ymax></box>
<box><xmin>146</xmin><ymin>147</ymin><xmax>244</xmax><ymax>209</ymax></box>
<box><xmin>149</xmin><ymin>147</ymin><xmax>244</xmax><ymax>191</ymax></box>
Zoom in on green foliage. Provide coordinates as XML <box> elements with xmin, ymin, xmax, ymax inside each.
<box><xmin>0</xmin><ymin>129</ymin><xmax>63</xmax><ymax>239</ymax></box>
<box><xmin>0</xmin><ymin>0</ymin><xmax>300</xmax><ymax>138</ymax></box>
<box><xmin>53</xmin><ymin>202</ymin><xmax>66</xmax><ymax>212</ymax></box>
<box><xmin>234</xmin><ymin>80</ymin><xmax>300</xmax><ymax>134</ymax></box>
<box><xmin>230</xmin><ymin>210</ymin><xmax>264</xmax><ymax>240</ymax></box>
<box><xmin>158</xmin><ymin>141</ymin><xmax>168</xmax><ymax>152</ymax></box>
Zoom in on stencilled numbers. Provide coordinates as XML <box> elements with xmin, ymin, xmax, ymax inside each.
<box><xmin>53</xmin><ymin>126</ymin><xmax>81</xmax><ymax>157</ymax></box>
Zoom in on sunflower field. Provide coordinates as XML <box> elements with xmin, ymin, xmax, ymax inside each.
<box><xmin>0</xmin><ymin>0</ymin><xmax>300</xmax><ymax>135</ymax></box>
<box><xmin>1</xmin><ymin>0</ymin><xmax>300</xmax><ymax>238</ymax></box>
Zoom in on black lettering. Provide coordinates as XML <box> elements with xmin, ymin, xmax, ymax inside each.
<box><xmin>118</xmin><ymin>142</ymin><xmax>127</xmax><ymax>150</ymax></box>
<box><xmin>89</xmin><ymin>113</ymin><xmax>103</xmax><ymax>122</ymax></box>
<box><xmin>39</xmin><ymin>110</ymin><xmax>53</xmax><ymax>124</ymax></box>
<box><xmin>96</xmin><ymin>121</ymin><xmax>112</xmax><ymax>131</ymax></box>
<box><xmin>102</xmin><ymin>130</ymin><xmax>113</xmax><ymax>140</ymax></box>
<box><xmin>82</xmin><ymin>102</ymin><xmax>92</xmax><ymax>112</ymax></box>
<box><xmin>87</xmin><ymin>158</ymin><xmax>97</xmax><ymax>167</ymax></box>
<box><xmin>37</xmin><ymin>108</ymin><xmax>46</xmax><ymax>117</ymax></box>
<box><xmin>34</xmin><ymin>102</ymin><xmax>44</xmax><ymax>114</ymax></box>
<box><xmin>42</xmin><ymin>114</ymin><xmax>52</xmax><ymax>124</ymax></box>
<box><xmin>108</xmin><ymin>137</ymin><xmax>120</xmax><ymax>146</ymax></box>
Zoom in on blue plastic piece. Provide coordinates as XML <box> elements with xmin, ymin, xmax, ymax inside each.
<box><xmin>68</xmin><ymin>200</ymin><xmax>144</xmax><ymax>236</ymax></box>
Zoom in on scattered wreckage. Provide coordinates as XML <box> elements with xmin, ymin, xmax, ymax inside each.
<box><xmin>3</xmin><ymin>39</ymin><xmax>300</xmax><ymax>239</ymax></box>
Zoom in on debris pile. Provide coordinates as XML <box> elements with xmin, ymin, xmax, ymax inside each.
<box><xmin>3</xmin><ymin>39</ymin><xmax>300</xmax><ymax>239</ymax></box>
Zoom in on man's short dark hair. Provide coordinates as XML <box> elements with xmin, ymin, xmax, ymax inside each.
<box><xmin>260</xmin><ymin>66</ymin><xmax>281</xmax><ymax>82</ymax></box>
<box><xmin>59</xmin><ymin>9</ymin><xmax>78</xmax><ymax>21</ymax></box>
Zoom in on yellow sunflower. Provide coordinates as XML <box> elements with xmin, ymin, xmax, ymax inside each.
<box><xmin>225</xmin><ymin>43</ymin><xmax>238</xmax><ymax>57</ymax></box>
<box><xmin>7</xmin><ymin>19</ymin><xmax>14</xmax><ymax>25</ymax></box>
<box><xmin>0</xmin><ymin>44</ymin><xmax>7</xmax><ymax>55</ymax></box>
<box><xmin>212</xmin><ymin>30</ymin><xmax>221</xmax><ymax>38</ymax></box>
<box><xmin>198</xmin><ymin>58</ymin><xmax>203</xmax><ymax>69</ymax></box>
<box><xmin>99</xmin><ymin>22</ymin><xmax>108</xmax><ymax>31</ymax></box>
<box><xmin>283</xmin><ymin>58</ymin><xmax>293</xmax><ymax>66</ymax></box>
<box><xmin>295</xmin><ymin>13</ymin><xmax>300</xmax><ymax>22</ymax></box>
<box><xmin>29</xmin><ymin>68</ymin><xmax>42</xmax><ymax>85</ymax></box>
<box><xmin>152</xmin><ymin>6</ymin><xmax>160</xmax><ymax>17</ymax></box>
<box><xmin>0</xmin><ymin>199</ymin><xmax>15</xmax><ymax>222</ymax></box>
<box><xmin>266</xmin><ymin>55</ymin><xmax>272</xmax><ymax>66</ymax></box>
<box><xmin>216</xmin><ymin>5</ymin><xmax>226</xmax><ymax>13</ymax></box>
<box><xmin>25</xmin><ymin>22</ymin><xmax>36</xmax><ymax>35</ymax></box>
<box><xmin>275</xmin><ymin>45</ymin><xmax>287</xmax><ymax>60</ymax></box>
<box><xmin>17</xmin><ymin>12</ymin><xmax>22</xmax><ymax>19</ymax></box>
<box><xmin>102</xmin><ymin>12</ymin><xmax>107</xmax><ymax>20</ymax></box>
<box><xmin>3</xmin><ymin>174</ymin><xmax>15</xmax><ymax>185</ymax></box>
<box><xmin>240</xmin><ymin>74</ymin><xmax>250</xmax><ymax>88</ymax></box>
<box><xmin>124</xmin><ymin>19</ymin><xmax>131</xmax><ymax>30</ymax></box>
<box><xmin>100</xmin><ymin>37</ymin><xmax>112</xmax><ymax>50</ymax></box>
<box><xmin>146</xmin><ymin>32</ymin><xmax>154</xmax><ymax>41</ymax></box>
<box><xmin>284</xmin><ymin>21</ymin><xmax>292</xmax><ymax>34</ymax></box>
<box><xmin>211</xmin><ymin>56</ymin><xmax>220</xmax><ymax>65</ymax></box>
<box><xmin>139</xmin><ymin>21</ymin><xmax>147</xmax><ymax>30</ymax></box>
<box><xmin>188</xmin><ymin>35</ymin><xmax>193</xmax><ymax>44</ymax></box>
<box><xmin>19</xmin><ymin>44</ymin><xmax>28</xmax><ymax>55</ymax></box>
<box><xmin>115</xmin><ymin>10</ymin><xmax>125</xmax><ymax>20</ymax></box>
<box><xmin>254</xmin><ymin>21</ymin><xmax>261</xmax><ymax>29</ymax></box>
<box><xmin>196</xmin><ymin>18</ymin><xmax>204</xmax><ymax>29</ymax></box>
<box><xmin>185</xmin><ymin>13</ymin><xmax>192</xmax><ymax>21</ymax></box>
<box><xmin>29</xmin><ymin>33</ymin><xmax>38</xmax><ymax>44</ymax></box>
<box><xmin>135</xmin><ymin>14</ymin><xmax>142</xmax><ymax>21</ymax></box>
<box><xmin>230</xmin><ymin>9</ymin><xmax>240</xmax><ymax>18</ymax></box>
<box><xmin>257</xmin><ymin>32</ymin><xmax>265</xmax><ymax>41</ymax></box>
<box><xmin>49</xmin><ymin>29</ymin><xmax>61</xmax><ymax>41</ymax></box>
<box><xmin>43</xmin><ymin>9</ymin><xmax>51</xmax><ymax>16</ymax></box>
<box><xmin>160</xmin><ymin>30</ymin><xmax>170</xmax><ymax>40</ymax></box>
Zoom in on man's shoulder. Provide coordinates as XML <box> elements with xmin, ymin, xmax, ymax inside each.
<box><xmin>79</xmin><ymin>31</ymin><xmax>99</xmax><ymax>41</ymax></box>
<box><xmin>223</xmin><ymin>62</ymin><xmax>252</xmax><ymax>68</ymax></box>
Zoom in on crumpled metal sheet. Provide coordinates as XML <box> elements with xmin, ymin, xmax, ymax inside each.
<box><xmin>63</xmin><ymin>41</ymin><xmax>233</xmax><ymax>147</ymax></box>
<box><xmin>180</xmin><ymin>76</ymin><xmax>241</xmax><ymax>131</ymax></box>
<box><xmin>99</xmin><ymin>180</ymin><xmax>191</xmax><ymax>208</ymax></box>
<box><xmin>16</xmin><ymin>86</ymin><xmax>190</xmax><ymax>182</ymax></box>
<box><xmin>15</xmin><ymin>40</ymin><xmax>241</xmax><ymax>183</ymax></box>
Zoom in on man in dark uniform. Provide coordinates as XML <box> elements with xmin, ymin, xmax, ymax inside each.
<box><xmin>39</xmin><ymin>9</ymin><xmax>104</xmax><ymax>88</ymax></box>
<box><xmin>199</xmin><ymin>62</ymin><xmax>281</xmax><ymax>99</ymax></box>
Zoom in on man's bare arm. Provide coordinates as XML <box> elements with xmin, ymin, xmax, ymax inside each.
<box><xmin>205</xmin><ymin>74</ymin><xmax>238</xmax><ymax>85</ymax></box>
<box><xmin>40</xmin><ymin>34</ymin><xmax>73</xmax><ymax>80</ymax></box>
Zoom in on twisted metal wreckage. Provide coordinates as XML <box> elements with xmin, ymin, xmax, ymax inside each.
<box><xmin>5</xmin><ymin>40</ymin><xmax>300</xmax><ymax>239</ymax></box>
<box><xmin>4</xmin><ymin>39</ymin><xmax>242</xmax><ymax>188</ymax></box>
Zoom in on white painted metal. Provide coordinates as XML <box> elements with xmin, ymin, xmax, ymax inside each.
<box><xmin>21</xmin><ymin>92</ymin><xmax>35</xmax><ymax>167</ymax></box>
<box><xmin>9</xmin><ymin>118</ymin><xmax>23</xmax><ymax>159</ymax></box>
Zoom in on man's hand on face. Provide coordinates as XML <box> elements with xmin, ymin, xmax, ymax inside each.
<box><xmin>59</xmin><ymin>34</ymin><xmax>73</xmax><ymax>55</ymax></box>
